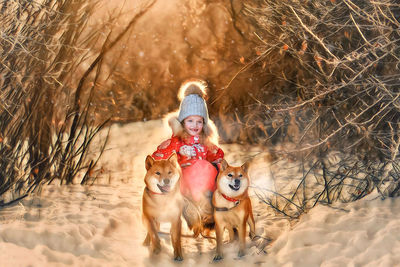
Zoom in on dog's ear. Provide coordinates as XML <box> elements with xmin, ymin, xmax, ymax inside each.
<box><xmin>241</xmin><ymin>161</ymin><xmax>250</xmax><ymax>174</ymax></box>
<box><xmin>167</xmin><ymin>152</ymin><xmax>178</xmax><ymax>165</ymax></box>
<box><xmin>220</xmin><ymin>159</ymin><xmax>228</xmax><ymax>171</ymax></box>
<box><xmin>145</xmin><ymin>155</ymin><xmax>155</xmax><ymax>170</ymax></box>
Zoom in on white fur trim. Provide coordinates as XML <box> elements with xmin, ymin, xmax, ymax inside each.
<box><xmin>168</xmin><ymin>116</ymin><xmax>184</xmax><ymax>136</ymax></box>
<box><xmin>167</xmin><ymin>115</ymin><xmax>220</xmax><ymax>145</ymax></box>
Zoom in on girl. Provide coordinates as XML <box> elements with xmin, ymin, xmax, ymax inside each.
<box><xmin>152</xmin><ymin>79</ymin><xmax>224</xmax><ymax>203</ymax></box>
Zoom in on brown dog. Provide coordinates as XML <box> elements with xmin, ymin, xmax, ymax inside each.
<box><xmin>212</xmin><ymin>159</ymin><xmax>255</xmax><ymax>261</ymax></box>
<box><xmin>142</xmin><ymin>153</ymin><xmax>184</xmax><ymax>261</ymax></box>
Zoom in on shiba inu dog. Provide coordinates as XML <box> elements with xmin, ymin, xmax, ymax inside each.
<box><xmin>142</xmin><ymin>153</ymin><xmax>184</xmax><ymax>261</ymax></box>
<box><xmin>212</xmin><ymin>159</ymin><xmax>255</xmax><ymax>261</ymax></box>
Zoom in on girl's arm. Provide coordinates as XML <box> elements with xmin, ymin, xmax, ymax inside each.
<box><xmin>152</xmin><ymin>137</ymin><xmax>179</xmax><ymax>160</ymax></box>
<box><xmin>206</xmin><ymin>145</ymin><xmax>224</xmax><ymax>164</ymax></box>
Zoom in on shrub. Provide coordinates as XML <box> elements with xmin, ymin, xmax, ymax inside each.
<box><xmin>0</xmin><ymin>0</ymin><xmax>155</xmax><ymax>206</ymax></box>
<box><xmin>243</xmin><ymin>0</ymin><xmax>400</xmax><ymax>216</ymax></box>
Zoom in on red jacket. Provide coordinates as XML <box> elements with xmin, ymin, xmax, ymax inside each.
<box><xmin>152</xmin><ymin>135</ymin><xmax>224</xmax><ymax>168</ymax></box>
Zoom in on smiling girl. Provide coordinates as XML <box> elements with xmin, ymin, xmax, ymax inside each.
<box><xmin>152</xmin><ymin>79</ymin><xmax>224</xmax><ymax>203</ymax></box>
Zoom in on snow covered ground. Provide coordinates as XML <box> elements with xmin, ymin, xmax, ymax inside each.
<box><xmin>0</xmin><ymin>120</ymin><xmax>399</xmax><ymax>266</ymax></box>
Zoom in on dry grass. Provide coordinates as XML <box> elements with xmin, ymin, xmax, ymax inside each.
<box><xmin>241</xmin><ymin>0</ymin><xmax>400</xmax><ymax>216</ymax></box>
<box><xmin>0</xmin><ymin>0</ymin><xmax>155</xmax><ymax>206</ymax></box>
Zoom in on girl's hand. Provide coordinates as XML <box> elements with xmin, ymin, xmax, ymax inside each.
<box><xmin>212</xmin><ymin>158</ymin><xmax>222</xmax><ymax>164</ymax></box>
<box><xmin>179</xmin><ymin>145</ymin><xmax>196</xmax><ymax>157</ymax></box>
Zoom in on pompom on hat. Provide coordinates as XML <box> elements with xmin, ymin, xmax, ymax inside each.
<box><xmin>177</xmin><ymin>79</ymin><xmax>209</xmax><ymax>124</ymax></box>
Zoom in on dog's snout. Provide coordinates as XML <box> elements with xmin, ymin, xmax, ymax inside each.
<box><xmin>163</xmin><ymin>178</ymin><xmax>170</xmax><ymax>185</ymax></box>
<box><xmin>234</xmin><ymin>179</ymin><xmax>241</xmax><ymax>185</ymax></box>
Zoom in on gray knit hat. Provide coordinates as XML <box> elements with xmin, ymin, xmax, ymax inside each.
<box><xmin>177</xmin><ymin>81</ymin><xmax>209</xmax><ymax>124</ymax></box>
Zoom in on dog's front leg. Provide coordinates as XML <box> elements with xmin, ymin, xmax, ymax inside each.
<box><xmin>142</xmin><ymin>213</ymin><xmax>151</xmax><ymax>246</ymax></box>
<box><xmin>171</xmin><ymin>217</ymin><xmax>183</xmax><ymax>261</ymax></box>
<box><xmin>213</xmin><ymin>220</ymin><xmax>224</xmax><ymax>261</ymax></box>
<box><xmin>143</xmin><ymin>214</ymin><xmax>161</xmax><ymax>254</ymax></box>
<box><xmin>143</xmin><ymin>220</ymin><xmax>159</xmax><ymax>247</ymax></box>
<box><xmin>237</xmin><ymin>220</ymin><xmax>246</xmax><ymax>257</ymax></box>
<box><xmin>248</xmin><ymin>208</ymin><xmax>256</xmax><ymax>240</ymax></box>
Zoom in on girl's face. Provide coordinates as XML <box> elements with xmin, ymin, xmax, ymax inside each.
<box><xmin>183</xmin><ymin>115</ymin><xmax>204</xmax><ymax>136</ymax></box>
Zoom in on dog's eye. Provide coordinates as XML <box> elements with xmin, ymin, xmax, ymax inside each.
<box><xmin>155</xmin><ymin>171</ymin><xmax>161</xmax><ymax>175</ymax></box>
<box><xmin>228</xmin><ymin>173</ymin><xmax>233</xmax><ymax>177</ymax></box>
<box><xmin>168</xmin><ymin>171</ymin><xmax>172</xmax><ymax>175</ymax></box>
<box><xmin>239</xmin><ymin>174</ymin><xmax>243</xmax><ymax>177</ymax></box>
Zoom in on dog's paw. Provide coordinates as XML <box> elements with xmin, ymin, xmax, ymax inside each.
<box><xmin>174</xmin><ymin>255</ymin><xmax>183</xmax><ymax>261</ymax></box>
<box><xmin>213</xmin><ymin>254</ymin><xmax>223</xmax><ymax>262</ymax></box>
<box><xmin>152</xmin><ymin>244</ymin><xmax>161</xmax><ymax>255</ymax></box>
<box><xmin>237</xmin><ymin>250</ymin><xmax>245</xmax><ymax>258</ymax></box>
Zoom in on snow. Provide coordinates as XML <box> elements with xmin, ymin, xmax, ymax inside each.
<box><xmin>1</xmin><ymin>119</ymin><xmax>399</xmax><ymax>266</ymax></box>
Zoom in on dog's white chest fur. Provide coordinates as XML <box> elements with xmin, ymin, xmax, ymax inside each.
<box><xmin>143</xmin><ymin>191</ymin><xmax>183</xmax><ymax>222</ymax></box>
<box><xmin>213</xmin><ymin>191</ymin><xmax>245</xmax><ymax>227</ymax></box>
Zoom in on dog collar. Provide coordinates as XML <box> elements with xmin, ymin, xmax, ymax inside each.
<box><xmin>214</xmin><ymin>193</ymin><xmax>240</xmax><ymax>212</ymax></box>
<box><xmin>221</xmin><ymin>193</ymin><xmax>240</xmax><ymax>205</ymax></box>
<box><xmin>145</xmin><ymin>187</ymin><xmax>164</xmax><ymax>195</ymax></box>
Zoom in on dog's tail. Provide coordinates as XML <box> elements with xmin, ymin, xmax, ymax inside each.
<box><xmin>182</xmin><ymin>197</ymin><xmax>203</xmax><ymax>237</ymax></box>
<box><xmin>182</xmin><ymin>196</ymin><xmax>215</xmax><ymax>238</ymax></box>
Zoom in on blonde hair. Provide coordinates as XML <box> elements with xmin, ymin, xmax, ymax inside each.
<box><xmin>164</xmin><ymin>111</ymin><xmax>220</xmax><ymax>146</ymax></box>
